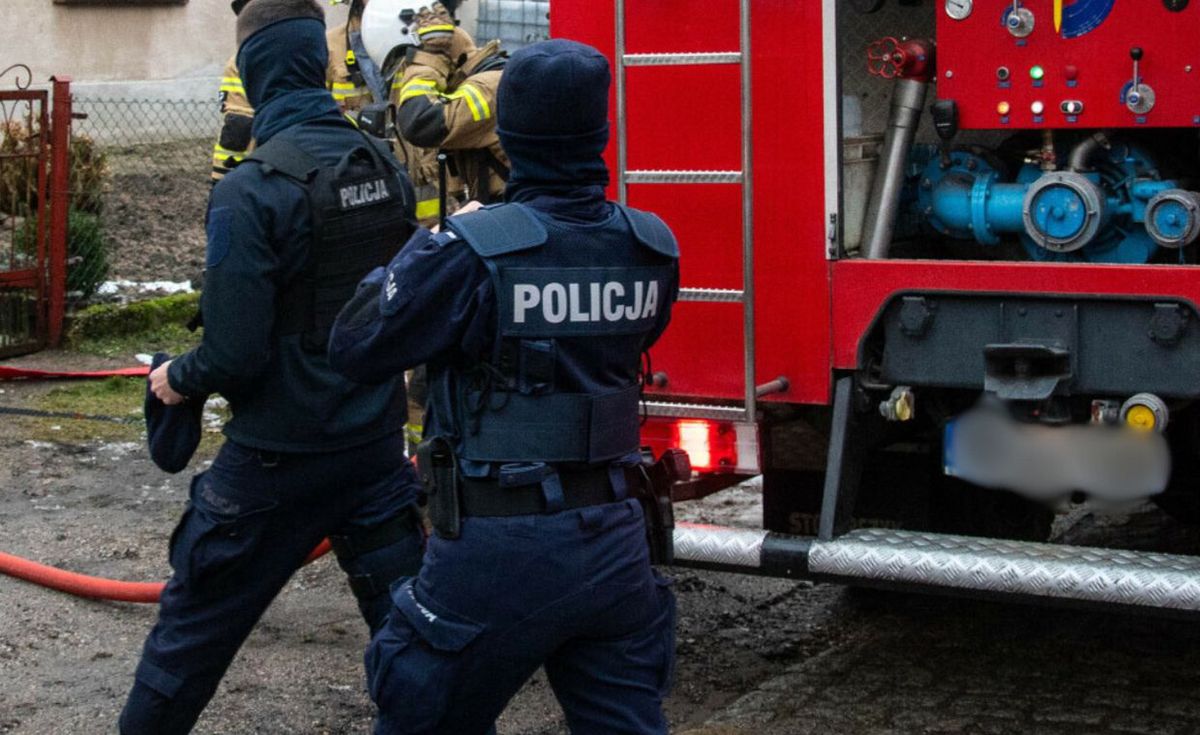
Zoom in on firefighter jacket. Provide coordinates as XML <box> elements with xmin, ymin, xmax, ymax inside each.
<box><xmin>209</xmin><ymin>19</ymin><xmax>388</xmax><ymax>184</ymax></box>
<box><xmin>326</xmin><ymin>18</ymin><xmax>385</xmax><ymax>114</ymax></box>
<box><xmin>392</xmin><ymin>42</ymin><xmax>510</xmax><ymax>219</ymax></box>
<box><xmin>211</xmin><ymin>54</ymin><xmax>255</xmax><ymax>183</ymax></box>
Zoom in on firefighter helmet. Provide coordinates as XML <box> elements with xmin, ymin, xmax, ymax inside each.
<box><xmin>361</xmin><ymin>0</ymin><xmax>425</xmax><ymax>69</ymax></box>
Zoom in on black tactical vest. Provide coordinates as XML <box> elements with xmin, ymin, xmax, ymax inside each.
<box><xmin>439</xmin><ymin>202</ymin><xmax>679</xmax><ymax>465</ymax></box>
<box><xmin>248</xmin><ymin>131</ymin><xmax>414</xmax><ymax>352</ymax></box>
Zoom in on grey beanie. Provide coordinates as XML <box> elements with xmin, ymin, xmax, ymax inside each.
<box><xmin>236</xmin><ymin>0</ymin><xmax>324</xmax><ymax>46</ymax></box>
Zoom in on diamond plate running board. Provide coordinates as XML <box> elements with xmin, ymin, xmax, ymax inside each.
<box><xmin>808</xmin><ymin>529</ymin><xmax>1200</xmax><ymax>612</ymax></box>
<box><xmin>674</xmin><ymin>523</ymin><xmax>767</xmax><ymax>568</ymax></box>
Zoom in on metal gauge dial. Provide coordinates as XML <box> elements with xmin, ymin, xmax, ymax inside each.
<box><xmin>945</xmin><ymin>0</ymin><xmax>974</xmax><ymax>20</ymax></box>
<box><xmin>1164</xmin><ymin>0</ymin><xmax>1190</xmax><ymax>11</ymax></box>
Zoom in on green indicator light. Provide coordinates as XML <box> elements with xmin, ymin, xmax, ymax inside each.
<box><xmin>1030</xmin><ymin>65</ymin><xmax>1045</xmax><ymax>80</ymax></box>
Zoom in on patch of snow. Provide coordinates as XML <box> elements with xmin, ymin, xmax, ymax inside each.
<box><xmin>99</xmin><ymin>441</ymin><xmax>141</xmax><ymax>457</ymax></box>
<box><xmin>97</xmin><ymin>280</ymin><xmax>193</xmax><ymax>297</ymax></box>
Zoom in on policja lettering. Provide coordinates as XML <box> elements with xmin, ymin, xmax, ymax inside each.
<box><xmin>513</xmin><ymin>278</ymin><xmax>660</xmax><ymax>324</ymax></box>
<box><xmin>339</xmin><ymin>177</ymin><xmax>393</xmax><ymax>211</ymax></box>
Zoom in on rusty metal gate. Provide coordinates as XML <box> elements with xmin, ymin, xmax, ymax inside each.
<box><xmin>0</xmin><ymin>66</ymin><xmax>69</xmax><ymax>359</ymax></box>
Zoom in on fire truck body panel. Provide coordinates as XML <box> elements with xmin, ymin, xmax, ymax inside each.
<box><xmin>553</xmin><ymin>0</ymin><xmax>1200</xmax><ymax>614</ymax></box>
<box><xmin>833</xmin><ymin>259</ymin><xmax>1200</xmax><ymax>370</ymax></box>
<box><xmin>555</xmin><ymin>0</ymin><xmax>834</xmax><ymax>408</ymax></box>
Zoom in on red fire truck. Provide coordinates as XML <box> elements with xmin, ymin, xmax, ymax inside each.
<box><xmin>554</xmin><ymin>0</ymin><xmax>1200</xmax><ymax>613</ymax></box>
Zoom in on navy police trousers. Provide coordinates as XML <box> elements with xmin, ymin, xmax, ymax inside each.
<box><xmin>367</xmin><ymin>497</ymin><xmax>676</xmax><ymax>735</ymax></box>
<box><xmin>120</xmin><ymin>434</ymin><xmax>425</xmax><ymax>735</ymax></box>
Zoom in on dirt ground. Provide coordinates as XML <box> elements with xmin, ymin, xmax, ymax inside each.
<box><xmin>4</xmin><ymin>352</ymin><xmax>1200</xmax><ymax>734</ymax></box>
<box><xmin>101</xmin><ymin>142</ymin><xmax>210</xmax><ymax>285</ymax></box>
<box><xmin>0</xmin><ymin>352</ymin><xmax>815</xmax><ymax>735</ymax></box>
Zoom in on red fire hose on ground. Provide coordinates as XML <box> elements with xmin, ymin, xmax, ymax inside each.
<box><xmin>0</xmin><ymin>365</ymin><xmax>336</xmax><ymax>603</ymax></box>
<box><xmin>0</xmin><ymin>540</ymin><xmax>333</xmax><ymax>603</ymax></box>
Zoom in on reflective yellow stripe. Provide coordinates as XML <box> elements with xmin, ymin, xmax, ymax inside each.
<box><xmin>399</xmin><ymin>79</ymin><xmax>439</xmax><ymax>104</ymax></box>
<box><xmin>417</xmin><ymin>23</ymin><xmax>455</xmax><ymax>36</ymax></box>
<box><xmin>220</xmin><ymin>76</ymin><xmax>245</xmax><ymax>94</ymax></box>
<box><xmin>330</xmin><ymin>81</ymin><xmax>358</xmax><ymax>90</ymax></box>
<box><xmin>331</xmin><ymin>87</ymin><xmax>370</xmax><ymax>101</ymax></box>
<box><xmin>404</xmin><ymin>422</ymin><xmax>424</xmax><ymax>446</ymax></box>
<box><xmin>415</xmin><ymin>197</ymin><xmax>440</xmax><ymax>221</ymax></box>
<box><xmin>445</xmin><ymin>83</ymin><xmax>489</xmax><ymax>122</ymax></box>
<box><xmin>345</xmin><ymin>112</ymin><xmax>359</xmax><ymax>128</ymax></box>
<box><xmin>212</xmin><ymin>145</ymin><xmax>246</xmax><ymax>167</ymax></box>
<box><xmin>460</xmin><ymin>83</ymin><xmax>491</xmax><ymax>120</ymax></box>
<box><xmin>212</xmin><ymin>145</ymin><xmax>246</xmax><ymax>159</ymax></box>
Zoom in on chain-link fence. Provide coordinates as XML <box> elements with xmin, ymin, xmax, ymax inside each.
<box><xmin>477</xmin><ymin>0</ymin><xmax>550</xmax><ymax>50</ymax></box>
<box><xmin>69</xmin><ymin>97</ymin><xmax>217</xmax><ymax>298</ymax></box>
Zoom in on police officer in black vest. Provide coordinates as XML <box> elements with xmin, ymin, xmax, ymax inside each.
<box><xmin>330</xmin><ymin>39</ymin><xmax>681</xmax><ymax>735</ymax></box>
<box><xmin>123</xmin><ymin>1</ymin><xmax>426</xmax><ymax>731</ymax></box>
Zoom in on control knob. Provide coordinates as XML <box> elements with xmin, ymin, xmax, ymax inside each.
<box><xmin>1004</xmin><ymin>1</ymin><xmax>1035</xmax><ymax>38</ymax></box>
<box><xmin>1124</xmin><ymin>47</ymin><xmax>1157</xmax><ymax>114</ymax></box>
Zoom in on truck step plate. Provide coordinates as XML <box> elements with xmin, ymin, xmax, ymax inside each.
<box><xmin>808</xmin><ymin>529</ymin><xmax>1200</xmax><ymax>611</ymax></box>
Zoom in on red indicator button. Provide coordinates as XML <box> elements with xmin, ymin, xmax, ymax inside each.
<box><xmin>1064</xmin><ymin>65</ymin><xmax>1079</xmax><ymax>82</ymax></box>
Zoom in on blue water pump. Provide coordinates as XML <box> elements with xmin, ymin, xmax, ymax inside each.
<box><xmin>914</xmin><ymin>139</ymin><xmax>1197</xmax><ymax>264</ymax></box>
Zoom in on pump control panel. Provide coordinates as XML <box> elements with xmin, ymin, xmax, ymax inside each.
<box><xmin>937</xmin><ymin>0</ymin><xmax>1200</xmax><ymax>129</ymax></box>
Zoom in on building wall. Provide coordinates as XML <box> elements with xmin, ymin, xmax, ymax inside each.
<box><xmin>3</xmin><ymin>0</ymin><xmax>349</xmax><ymax>99</ymax></box>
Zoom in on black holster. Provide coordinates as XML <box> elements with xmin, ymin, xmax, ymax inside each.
<box><xmin>416</xmin><ymin>436</ymin><xmax>461</xmax><ymax>539</ymax></box>
<box><xmin>634</xmin><ymin>448</ymin><xmax>691</xmax><ymax>566</ymax></box>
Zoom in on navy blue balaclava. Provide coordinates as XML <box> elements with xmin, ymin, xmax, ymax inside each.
<box><xmin>236</xmin><ymin>12</ymin><xmax>341</xmax><ymax>144</ymax></box>
<box><xmin>498</xmin><ymin>39</ymin><xmax>611</xmax><ymax>210</ymax></box>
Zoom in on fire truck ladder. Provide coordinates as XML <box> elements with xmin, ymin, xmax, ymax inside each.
<box><xmin>614</xmin><ymin>0</ymin><xmax>756</xmax><ymax>424</ymax></box>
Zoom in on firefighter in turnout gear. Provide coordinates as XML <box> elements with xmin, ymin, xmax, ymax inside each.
<box><xmin>123</xmin><ymin>2</ymin><xmax>426</xmax><ymax>731</ymax></box>
<box><xmin>326</xmin><ymin>0</ymin><xmax>387</xmax><ymax>114</ymax></box>
<box><xmin>211</xmin><ymin>0</ymin><xmax>390</xmax><ymax>184</ymax></box>
<box><xmin>211</xmin><ymin>0</ymin><xmax>255</xmax><ymax>183</ymax></box>
<box><xmin>330</xmin><ymin>40</ymin><xmax>681</xmax><ymax>734</ymax></box>
<box><xmin>363</xmin><ymin>0</ymin><xmax>508</xmax><ymax>225</ymax></box>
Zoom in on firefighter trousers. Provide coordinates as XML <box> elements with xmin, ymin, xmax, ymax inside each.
<box><xmin>119</xmin><ymin>434</ymin><xmax>426</xmax><ymax>735</ymax></box>
<box><xmin>367</xmin><ymin>498</ymin><xmax>676</xmax><ymax>735</ymax></box>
